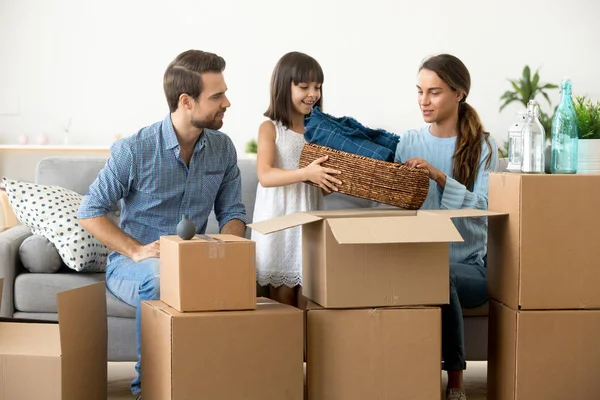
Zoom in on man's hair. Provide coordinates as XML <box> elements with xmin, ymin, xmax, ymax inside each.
<box><xmin>163</xmin><ymin>50</ymin><xmax>226</xmax><ymax>113</ymax></box>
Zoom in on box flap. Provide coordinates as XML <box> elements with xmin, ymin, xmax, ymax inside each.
<box><xmin>57</xmin><ymin>282</ymin><xmax>107</xmax><ymax>356</ymax></box>
<box><xmin>164</xmin><ymin>234</ymin><xmax>251</xmax><ymax>244</ymax></box>
<box><xmin>417</xmin><ymin>209</ymin><xmax>508</xmax><ymax>218</ymax></box>
<box><xmin>248</xmin><ymin>212</ymin><xmax>323</xmax><ymax>234</ymax></box>
<box><xmin>327</xmin><ymin>216</ymin><xmax>463</xmax><ymax>244</ymax></box>
<box><xmin>0</xmin><ymin>323</ymin><xmax>61</xmax><ymax>356</ymax></box>
<box><xmin>309</xmin><ymin>209</ymin><xmax>417</xmax><ymax>218</ymax></box>
<box><xmin>206</xmin><ymin>234</ymin><xmax>250</xmax><ymax>242</ymax></box>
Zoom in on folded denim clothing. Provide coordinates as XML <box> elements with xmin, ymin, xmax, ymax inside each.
<box><xmin>304</xmin><ymin>107</ymin><xmax>400</xmax><ymax>162</ymax></box>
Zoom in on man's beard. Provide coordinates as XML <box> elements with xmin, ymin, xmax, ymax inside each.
<box><xmin>190</xmin><ymin>114</ymin><xmax>223</xmax><ymax>130</ymax></box>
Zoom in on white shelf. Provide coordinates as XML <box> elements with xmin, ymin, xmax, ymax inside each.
<box><xmin>0</xmin><ymin>145</ymin><xmax>110</xmax><ymax>152</ymax></box>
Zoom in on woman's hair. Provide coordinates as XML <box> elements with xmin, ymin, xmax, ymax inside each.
<box><xmin>264</xmin><ymin>52</ymin><xmax>324</xmax><ymax>128</ymax></box>
<box><xmin>420</xmin><ymin>54</ymin><xmax>492</xmax><ymax>190</ymax></box>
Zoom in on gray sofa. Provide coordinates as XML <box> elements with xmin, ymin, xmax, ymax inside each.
<box><xmin>0</xmin><ymin>156</ymin><xmax>493</xmax><ymax>361</ymax></box>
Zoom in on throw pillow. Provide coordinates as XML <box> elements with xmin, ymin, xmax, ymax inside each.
<box><xmin>19</xmin><ymin>234</ymin><xmax>64</xmax><ymax>273</ymax></box>
<box><xmin>3</xmin><ymin>178</ymin><xmax>109</xmax><ymax>272</ymax></box>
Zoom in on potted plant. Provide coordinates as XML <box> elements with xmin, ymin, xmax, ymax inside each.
<box><xmin>245</xmin><ymin>138</ymin><xmax>258</xmax><ymax>159</ymax></box>
<box><xmin>500</xmin><ymin>65</ymin><xmax>558</xmax><ymax>135</ymax></box>
<box><xmin>574</xmin><ymin>95</ymin><xmax>600</xmax><ymax>174</ymax></box>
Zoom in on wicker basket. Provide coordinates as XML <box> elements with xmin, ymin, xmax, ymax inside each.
<box><xmin>298</xmin><ymin>143</ymin><xmax>430</xmax><ymax>210</ymax></box>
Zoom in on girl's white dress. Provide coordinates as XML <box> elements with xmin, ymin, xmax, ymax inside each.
<box><xmin>251</xmin><ymin>120</ymin><xmax>323</xmax><ymax>288</ymax></box>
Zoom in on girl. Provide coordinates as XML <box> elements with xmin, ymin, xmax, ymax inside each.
<box><xmin>395</xmin><ymin>54</ymin><xmax>497</xmax><ymax>400</ymax></box>
<box><xmin>252</xmin><ymin>51</ymin><xmax>342</xmax><ymax>307</ymax></box>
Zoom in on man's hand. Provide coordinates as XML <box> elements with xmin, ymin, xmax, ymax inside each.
<box><xmin>131</xmin><ymin>240</ymin><xmax>160</xmax><ymax>263</ymax></box>
<box><xmin>220</xmin><ymin>219</ymin><xmax>246</xmax><ymax>238</ymax></box>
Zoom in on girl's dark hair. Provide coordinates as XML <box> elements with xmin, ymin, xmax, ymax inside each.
<box><xmin>420</xmin><ymin>54</ymin><xmax>492</xmax><ymax>190</ymax></box>
<box><xmin>264</xmin><ymin>52</ymin><xmax>324</xmax><ymax>128</ymax></box>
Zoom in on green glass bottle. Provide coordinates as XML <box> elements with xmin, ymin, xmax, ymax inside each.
<box><xmin>550</xmin><ymin>78</ymin><xmax>579</xmax><ymax>174</ymax></box>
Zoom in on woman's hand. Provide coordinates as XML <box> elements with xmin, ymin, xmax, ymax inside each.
<box><xmin>405</xmin><ymin>158</ymin><xmax>446</xmax><ymax>188</ymax></box>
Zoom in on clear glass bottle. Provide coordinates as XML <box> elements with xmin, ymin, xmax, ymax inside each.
<box><xmin>521</xmin><ymin>100</ymin><xmax>546</xmax><ymax>174</ymax></box>
<box><xmin>550</xmin><ymin>78</ymin><xmax>579</xmax><ymax>174</ymax></box>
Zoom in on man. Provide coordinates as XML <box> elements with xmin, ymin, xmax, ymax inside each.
<box><xmin>78</xmin><ymin>50</ymin><xmax>246</xmax><ymax>399</ymax></box>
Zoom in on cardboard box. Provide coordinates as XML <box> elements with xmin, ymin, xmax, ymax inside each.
<box><xmin>306</xmin><ymin>302</ymin><xmax>441</xmax><ymax>400</ymax></box>
<box><xmin>0</xmin><ymin>280</ymin><xmax>107</xmax><ymax>400</ymax></box>
<box><xmin>160</xmin><ymin>234</ymin><xmax>256</xmax><ymax>312</ymax></box>
<box><xmin>141</xmin><ymin>298</ymin><xmax>304</xmax><ymax>400</ymax></box>
<box><xmin>488</xmin><ymin>173</ymin><xmax>600</xmax><ymax>310</ymax></box>
<box><xmin>488</xmin><ymin>300</ymin><xmax>600</xmax><ymax>400</ymax></box>
<box><xmin>250</xmin><ymin>208</ymin><xmax>504</xmax><ymax>308</ymax></box>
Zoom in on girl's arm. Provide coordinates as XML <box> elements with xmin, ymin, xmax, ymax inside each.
<box><xmin>256</xmin><ymin>120</ymin><xmax>342</xmax><ymax>192</ymax></box>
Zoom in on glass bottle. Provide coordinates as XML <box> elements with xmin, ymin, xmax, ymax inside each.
<box><xmin>521</xmin><ymin>100</ymin><xmax>546</xmax><ymax>174</ymax></box>
<box><xmin>550</xmin><ymin>78</ymin><xmax>579</xmax><ymax>174</ymax></box>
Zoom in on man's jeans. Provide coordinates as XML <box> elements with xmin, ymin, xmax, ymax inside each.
<box><xmin>442</xmin><ymin>260</ymin><xmax>487</xmax><ymax>371</ymax></box>
<box><xmin>106</xmin><ymin>257</ymin><xmax>160</xmax><ymax>395</ymax></box>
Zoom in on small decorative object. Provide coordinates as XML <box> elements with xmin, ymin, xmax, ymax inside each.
<box><xmin>521</xmin><ymin>100</ymin><xmax>546</xmax><ymax>174</ymax></box>
<box><xmin>177</xmin><ymin>214</ymin><xmax>196</xmax><ymax>240</ymax></box>
<box><xmin>18</xmin><ymin>134</ymin><xmax>28</xmax><ymax>145</ymax></box>
<box><xmin>36</xmin><ymin>133</ymin><xmax>49</xmax><ymax>145</ymax></box>
<box><xmin>506</xmin><ymin>110</ymin><xmax>528</xmax><ymax>172</ymax></box>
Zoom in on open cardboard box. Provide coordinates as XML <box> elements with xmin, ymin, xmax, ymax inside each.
<box><xmin>0</xmin><ymin>278</ymin><xmax>107</xmax><ymax>400</ymax></box>
<box><xmin>250</xmin><ymin>208</ymin><xmax>505</xmax><ymax>308</ymax></box>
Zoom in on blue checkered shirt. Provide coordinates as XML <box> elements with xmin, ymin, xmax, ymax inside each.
<box><xmin>78</xmin><ymin>115</ymin><xmax>246</xmax><ymax>265</ymax></box>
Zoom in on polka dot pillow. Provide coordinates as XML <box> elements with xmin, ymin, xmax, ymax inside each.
<box><xmin>3</xmin><ymin>178</ymin><xmax>109</xmax><ymax>272</ymax></box>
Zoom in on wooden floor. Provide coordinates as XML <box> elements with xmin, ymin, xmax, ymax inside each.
<box><xmin>107</xmin><ymin>361</ymin><xmax>488</xmax><ymax>399</ymax></box>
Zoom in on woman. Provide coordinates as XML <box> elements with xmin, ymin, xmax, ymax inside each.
<box><xmin>395</xmin><ymin>54</ymin><xmax>497</xmax><ymax>400</ymax></box>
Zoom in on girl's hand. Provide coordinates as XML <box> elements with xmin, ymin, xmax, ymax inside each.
<box><xmin>302</xmin><ymin>155</ymin><xmax>343</xmax><ymax>193</ymax></box>
<box><xmin>405</xmin><ymin>158</ymin><xmax>444</xmax><ymax>183</ymax></box>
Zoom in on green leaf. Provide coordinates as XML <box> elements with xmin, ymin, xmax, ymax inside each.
<box><xmin>500</xmin><ymin>95</ymin><xmax>519</xmax><ymax>111</ymax></box>
<box><xmin>500</xmin><ymin>91</ymin><xmax>516</xmax><ymax>100</ymax></box>
<box><xmin>523</xmin><ymin>66</ymin><xmax>531</xmax><ymax>88</ymax></box>
<box><xmin>541</xmin><ymin>83</ymin><xmax>559</xmax><ymax>89</ymax></box>
<box><xmin>541</xmin><ymin>91</ymin><xmax>552</xmax><ymax>107</ymax></box>
<box><xmin>532</xmin><ymin>70</ymin><xmax>540</xmax><ymax>89</ymax></box>
<box><xmin>510</xmin><ymin>81</ymin><xmax>523</xmax><ymax>97</ymax></box>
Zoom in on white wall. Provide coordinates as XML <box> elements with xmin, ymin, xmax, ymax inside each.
<box><xmin>1</xmin><ymin>0</ymin><xmax>599</xmax><ymax>154</ymax></box>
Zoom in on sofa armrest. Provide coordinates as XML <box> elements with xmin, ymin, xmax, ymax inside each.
<box><xmin>0</xmin><ymin>225</ymin><xmax>33</xmax><ymax>317</ymax></box>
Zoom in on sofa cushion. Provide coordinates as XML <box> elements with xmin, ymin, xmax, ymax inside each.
<box><xmin>19</xmin><ymin>234</ymin><xmax>64</xmax><ymax>273</ymax></box>
<box><xmin>14</xmin><ymin>272</ymin><xmax>136</xmax><ymax>318</ymax></box>
<box><xmin>3</xmin><ymin>178</ymin><xmax>109</xmax><ymax>272</ymax></box>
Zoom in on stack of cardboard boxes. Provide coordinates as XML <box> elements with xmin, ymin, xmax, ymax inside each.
<box><xmin>142</xmin><ymin>207</ymin><xmax>508</xmax><ymax>399</ymax></box>
<box><xmin>251</xmin><ymin>208</ymin><xmax>504</xmax><ymax>400</ymax></box>
<box><xmin>487</xmin><ymin>173</ymin><xmax>600</xmax><ymax>399</ymax></box>
<box><xmin>140</xmin><ymin>234</ymin><xmax>304</xmax><ymax>399</ymax></box>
